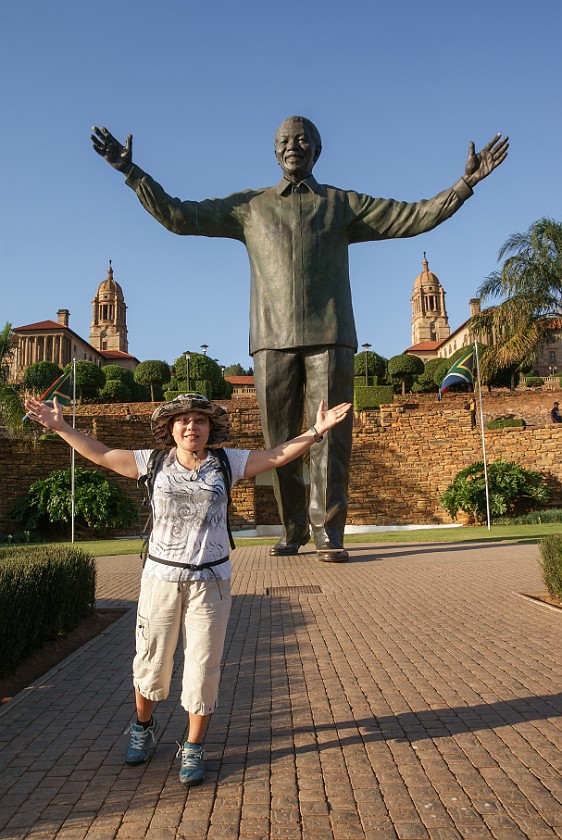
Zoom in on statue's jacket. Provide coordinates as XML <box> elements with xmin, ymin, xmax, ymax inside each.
<box><xmin>126</xmin><ymin>166</ymin><xmax>473</xmax><ymax>356</ymax></box>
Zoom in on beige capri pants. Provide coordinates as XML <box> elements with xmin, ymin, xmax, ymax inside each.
<box><xmin>133</xmin><ymin>575</ymin><xmax>232</xmax><ymax>715</ymax></box>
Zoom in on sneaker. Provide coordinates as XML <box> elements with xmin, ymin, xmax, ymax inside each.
<box><xmin>124</xmin><ymin>718</ymin><xmax>158</xmax><ymax>766</ymax></box>
<box><xmin>176</xmin><ymin>741</ymin><xmax>206</xmax><ymax>787</ymax></box>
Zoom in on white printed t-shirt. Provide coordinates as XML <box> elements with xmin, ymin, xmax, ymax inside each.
<box><xmin>134</xmin><ymin>447</ymin><xmax>250</xmax><ymax>582</ymax></box>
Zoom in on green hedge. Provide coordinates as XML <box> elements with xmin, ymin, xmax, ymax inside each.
<box><xmin>486</xmin><ymin>418</ymin><xmax>526</xmax><ymax>430</ymax></box>
<box><xmin>354</xmin><ymin>385</ymin><xmax>395</xmax><ymax>411</ymax></box>
<box><xmin>539</xmin><ymin>535</ymin><xmax>562</xmax><ymax>601</ymax></box>
<box><xmin>164</xmin><ymin>380</ymin><xmax>212</xmax><ymax>400</ymax></box>
<box><xmin>0</xmin><ymin>546</ymin><xmax>96</xmax><ymax>677</ymax></box>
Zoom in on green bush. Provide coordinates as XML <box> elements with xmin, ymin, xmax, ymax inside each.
<box><xmin>495</xmin><ymin>508</ymin><xmax>562</xmax><ymax>525</ymax></box>
<box><xmin>99</xmin><ymin>379</ymin><xmax>132</xmax><ymax>403</ymax></box>
<box><xmin>12</xmin><ymin>467</ymin><xmax>137</xmax><ymax>537</ymax></box>
<box><xmin>22</xmin><ymin>361</ymin><xmax>63</xmax><ymax>393</ymax></box>
<box><xmin>354</xmin><ymin>385</ymin><xmax>395</xmax><ymax>411</ymax></box>
<box><xmin>486</xmin><ymin>418</ymin><xmax>526</xmax><ymax>430</ymax></box>
<box><xmin>524</xmin><ymin>376</ymin><xmax>544</xmax><ymax>388</ymax></box>
<box><xmin>164</xmin><ymin>380</ymin><xmax>213</xmax><ymax>400</ymax></box>
<box><xmin>0</xmin><ymin>545</ymin><xmax>96</xmax><ymax>676</ymax></box>
<box><xmin>440</xmin><ymin>459</ymin><xmax>550</xmax><ymax>523</ymax></box>
<box><xmin>539</xmin><ymin>535</ymin><xmax>562</xmax><ymax>601</ymax></box>
<box><xmin>354</xmin><ymin>350</ymin><xmax>387</xmax><ymax>380</ymax></box>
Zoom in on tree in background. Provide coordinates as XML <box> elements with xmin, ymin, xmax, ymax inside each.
<box><xmin>354</xmin><ymin>349</ymin><xmax>387</xmax><ymax>384</ymax></box>
<box><xmin>224</xmin><ymin>363</ymin><xmax>253</xmax><ymax>376</ymax></box>
<box><xmin>471</xmin><ymin>218</ymin><xmax>562</xmax><ymax>377</ymax></box>
<box><xmin>172</xmin><ymin>353</ymin><xmax>231</xmax><ymax>399</ymax></box>
<box><xmin>134</xmin><ymin>360</ymin><xmax>171</xmax><ymax>401</ymax></box>
<box><xmin>99</xmin><ymin>378</ymin><xmax>132</xmax><ymax>403</ymax></box>
<box><xmin>64</xmin><ymin>360</ymin><xmax>105</xmax><ymax>403</ymax></box>
<box><xmin>0</xmin><ymin>323</ymin><xmax>28</xmax><ymax>438</ymax></box>
<box><xmin>100</xmin><ymin>364</ymin><xmax>139</xmax><ymax>403</ymax></box>
<box><xmin>412</xmin><ymin>358</ymin><xmax>442</xmax><ymax>393</ymax></box>
<box><xmin>388</xmin><ymin>354</ymin><xmax>424</xmax><ymax>395</ymax></box>
<box><xmin>102</xmin><ymin>364</ymin><xmax>135</xmax><ymax>387</ymax></box>
<box><xmin>22</xmin><ymin>361</ymin><xmax>63</xmax><ymax>394</ymax></box>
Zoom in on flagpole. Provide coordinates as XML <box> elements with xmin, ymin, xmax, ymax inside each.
<box><xmin>71</xmin><ymin>359</ymin><xmax>76</xmax><ymax>544</ymax></box>
<box><xmin>474</xmin><ymin>342</ymin><xmax>491</xmax><ymax>530</ymax></box>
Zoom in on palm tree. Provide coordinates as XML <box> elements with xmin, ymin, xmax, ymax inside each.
<box><xmin>470</xmin><ymin>218</ymin><xmax>562</xmax><ymax>376</ymax></box>
<box><xmin>0</xmin><ymin>323</ymin><xmax>28</xmax><ymax>437</ymax></box>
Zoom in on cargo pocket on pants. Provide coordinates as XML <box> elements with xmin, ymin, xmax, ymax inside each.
<box><xmin>136</xmin><ymin>615</ymin><xmax>150</xmax><ymax>655</ymax></box>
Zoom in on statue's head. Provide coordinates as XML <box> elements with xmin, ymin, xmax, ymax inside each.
<box><xmin>274</xmin><ymin>116</ymin><xmax>322</xmax><ymax>183</ymax></box>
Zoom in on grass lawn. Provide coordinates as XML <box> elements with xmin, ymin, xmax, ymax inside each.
<box><xmin>26</xmin><ymin>521</ymin><xmax>562</xmax><ymax>557</ymax></box>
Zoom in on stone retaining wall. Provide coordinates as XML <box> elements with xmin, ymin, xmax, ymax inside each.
<box><xmin>2</xmin><ymin>391</ymin><xmax>561</xmax><ymax>536</ymax></box>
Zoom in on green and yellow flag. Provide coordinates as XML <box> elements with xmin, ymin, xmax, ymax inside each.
<box><xmin>39</xmin><ymin>369</ymin><xmax>73</xmax><ymax>406</ymax></box>
<box><xmin>438</xmin><ymin>348</ymin><xmax>475</xmax><ymax>400</ymax></box>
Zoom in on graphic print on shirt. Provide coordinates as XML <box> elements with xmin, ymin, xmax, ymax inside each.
<box><xmin>152</xmin><ymin>457</ymin><xmax>227</xmax><ymax>558</ymax></box>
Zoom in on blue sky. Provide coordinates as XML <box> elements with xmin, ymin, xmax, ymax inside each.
<box><xmin>2</xmin><ymin>0</ymin><xmax>561</xmax><ymax>371</ymax></box>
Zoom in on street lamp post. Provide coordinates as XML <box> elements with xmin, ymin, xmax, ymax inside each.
<box><xmin>201</xmin><ymin>344</ymin><xmax>208</xmax><ymax>356</ymax></box>
<box><xmin>184</xmin><ymin>350</ymin><xmax>191</xmax><ymax>392</ymax></box>
<box><xmin>362</xmin><ymin>342</ymin><xmax>372</xmax><ymax>386</ymax></box>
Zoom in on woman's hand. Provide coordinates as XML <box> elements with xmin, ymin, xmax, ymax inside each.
<box><xmin>314</xmin><ymin>400</ymin><xmax>352</xmax><ymax>435</ymax></box>
<box><xmin>24</xmin><ymin>397</ymin><xmax>68</xmax><ymax>433</ymax></box>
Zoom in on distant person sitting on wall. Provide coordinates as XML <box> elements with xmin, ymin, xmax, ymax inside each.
<box><xmin>125</xmin><ymin>406</ymin><xmax>133</xmax><ymax>421</ymax></box>
<box><xmin>551</xmin><ymin>402</ymin><xmax>562</xmax><ymax>423</ymax></box>
<box><xmin>464</xmin><ymin>397</ymin><xmax>477</xmax><ymax>430</ymax></box>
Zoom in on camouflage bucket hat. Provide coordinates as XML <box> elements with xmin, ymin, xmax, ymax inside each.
<box><xmin>150</xmin><ymin>393</ymin><xmax>231</xmax><ymax>446</ymax></box>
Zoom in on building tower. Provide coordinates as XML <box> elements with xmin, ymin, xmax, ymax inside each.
<box><xmin>90</xmin><ymin>262</ymin><xmax>129</xmax><ymax>353</ymax></box>
<box><xmin>410</xmin><ymin>253</ymin><xmax>450</xmax><ymax>345</ymax></box>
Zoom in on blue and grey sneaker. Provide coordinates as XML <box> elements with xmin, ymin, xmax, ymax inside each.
<box><xmin>124</xmin><ymin>718</ymin><xmax>158</xmax><ymax>766</ymax></box>
<box><xmin>177</xmin><ymin>741</ymin><xmax>206</xmax><ymax>787</ymax></box>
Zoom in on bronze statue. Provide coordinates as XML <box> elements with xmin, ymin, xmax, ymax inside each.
<box><xmin>92</xmin><ymin>118</ymin><xmax>508</xmax><ymax>562</ymax></box>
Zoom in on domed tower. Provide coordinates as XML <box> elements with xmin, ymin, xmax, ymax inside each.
<box><xmin>90</xmin><ymin>262</ymin><xmax>129</xmax><ymax>352</ymax></box>
<box><xmin>410</xmin><ymin>253</ymin><xmax>450</xmax><ymax>345</ymax></box>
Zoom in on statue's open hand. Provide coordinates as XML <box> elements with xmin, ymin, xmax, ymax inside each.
<box><xmin>463</xmin><ymin>133</ymin><xmax>508</xmax><ymax>188</ymax></box>
<box><xmin>91</xmin><ymin>126</ymin><xmax>133</xmax><ymax>173</ymax></box>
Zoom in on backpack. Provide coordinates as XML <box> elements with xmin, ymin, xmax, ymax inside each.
<box><xmin>138</xmin><ymin>447</ymin><xmax>235</xmax><ymax>563</ymax></box>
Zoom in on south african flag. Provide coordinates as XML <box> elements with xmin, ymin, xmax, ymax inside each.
<box><xmin>438</xmin><ymin>348</ymin><xmax>475</xmax><ymax>400</ymax></box>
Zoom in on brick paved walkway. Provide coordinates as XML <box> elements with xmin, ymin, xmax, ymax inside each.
<box><xmin>0</xmin><ymin>541</ymin><xmax>561</xmax><ymax>839</ymax></box>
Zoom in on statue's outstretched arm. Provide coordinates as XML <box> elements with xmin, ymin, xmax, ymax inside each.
<box><xmin>91</xmin><ymin>126</ymin><xmax>133</xmax><ymax>175</ymax></box>
<box><xmin>463</xmin><ymin>133</ymin><xmax>509</xmax><ymax>188</ymax></box>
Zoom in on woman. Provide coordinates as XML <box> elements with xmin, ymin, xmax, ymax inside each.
<box><xmin>24</xmin><ymin>392</ymin><xmax>351</xmax><ymax>787</ymax></box>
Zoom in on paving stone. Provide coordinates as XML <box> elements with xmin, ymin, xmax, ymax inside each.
<box><xmin>0</xmin><ymin>544</ymin><xmax>561</xmax><ymax>839</ymax></box>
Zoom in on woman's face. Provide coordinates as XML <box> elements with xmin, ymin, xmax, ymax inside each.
<box><xmin>170</xmin><ymin>411</ymin><xmax>211</xmax><ymax>451</ymax></box>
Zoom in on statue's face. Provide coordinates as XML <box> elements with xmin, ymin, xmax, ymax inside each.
<box><xmin>274</xmin><ymin>120</ymin><xmax>318</xmax><ymax>182</ymax></box>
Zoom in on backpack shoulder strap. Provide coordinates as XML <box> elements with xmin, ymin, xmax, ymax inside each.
<box><xmin>138</xmin><ymin>449</ymin><xmax>167</xmax><ymax>563</ymax></box>
<box><xmin>212</xmin><ymin>447</ymin><xmax>232</xmax><ymax>497</ymax></box>
<box><xmin>212</xmin><ymin>447</ymin><xmax>235</xmax><ymax>551</ymax></box>
<box><xmin>147</xmin><ymin>448</ymin><xmax>167</xmax><ymax>495</ymax></box>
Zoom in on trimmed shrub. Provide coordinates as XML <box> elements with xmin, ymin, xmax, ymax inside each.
<box><xmin>486</xmin><ymin>418</ymin><xmax>526</xmax><ymax>430</ymax></box>
<box><xmin>22</xmin><ymin>361</ymin><xmax>63</xmax><ymax>393</ymax></box>
<box><xmin>99</xmin><ymin>379</ymin><xmax>132</xmax><ymax>403</ymax></box>
<box><xmin>164</xmin><ymin>380</ymin><xmax>213</xmax><ymax>401</ymax></box>
<box><xmin>539</xmin><ymin>535</ymin><xmax>562</xmax><ymax>601</ymax></box>
<box><xmin>0</xmin><ymin>545</ymin><xmax>96</xmax><ymax>676</ymax></box>
<box><xmin>134</xmin><ymin>360</ymin><xmax>171</xmax><ymax>401</ymax></box>
<box><xmin>495</xmin><ymin>508</ymin><xmax>562</xmax><ymax>525</ymax></box>
<box><xmin>524</xmin><ymin>377</ymin><xmax>544</xmax><ymax>388</ymax></box>
<box><xmin>354</xmin><ymin>385</ymin><xmax>395</xmax><ymax>411</ymax></box>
